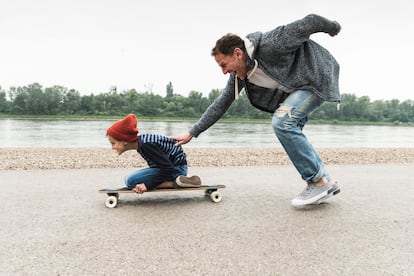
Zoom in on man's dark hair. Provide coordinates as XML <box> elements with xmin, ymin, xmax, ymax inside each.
<box><xmin>211</xmin><ymin>34</ymin><xmax>245</xmax><ymax>56</ymax></box>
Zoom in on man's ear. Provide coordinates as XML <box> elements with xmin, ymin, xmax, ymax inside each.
<box><xmin>234</xmin><ymin>48</ymin><xmax>244</xmax><ymax>59</ymax></box>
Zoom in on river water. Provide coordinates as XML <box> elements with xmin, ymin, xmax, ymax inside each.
<box><xmin>1</xmin><ymin>119</ymin><xmax>413</xmax><ymax>148</ymax></box>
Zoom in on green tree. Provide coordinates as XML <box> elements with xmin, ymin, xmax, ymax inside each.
<box><xmin>165</xmin><ymin>81</ymin><xmax>174</xmax><ymax>101</ymax></box>
<box><xmin>122</xmin><ymin>89</ymin><xmax>140</xmax><ymax>114</ymax></box>
<box><xmin>9</xmin><ymin>87</ymin><xmax>27</xmax><ymax>113</ymax></box>
<box><xmin>368</xmin><ymin>100</ymin><xmax>386</xmax><ymax>122</ymax></box>
<box><xmin>62</xmin><ymin>89</ymin><xmax>81</xmax><ymax>114</ymax></box>
<box><xmin>44</xmin><ymin>86</ymin><xmax>65</xmax><ymax>115</ymax></box>
<box><xmin>0</xmin><ymin>86</ymin><xmax>9</xmax><ymax>113</ymax></box>
<box><xmin>136</xmin><ymin>92</ymin><xmax>164</xmax><ymax>116</ymax></box>
<box><xmin>385</xmin><ymin>99</ymin><xmax>401</xmax><ymax>122</ymax></box>
<box><xmin>398</xmin><ymin>100</ymin><xmax>414</xmax><ymax>123</ymax></box>
<box><xmin>354</xmin><ymin>96</ymin><xmax>371</xmax><ymax>120</ymax></box>
<box><xmin>336</xmin><ymin>94</ymin><xmax>356</xmax><ymax>120</ymax></box>
<box><xmin>186</xmin><ymin>91</ymin><xmax>209</xmax><ymax>116</ymax></box>
<box><xmin>167</xmin><ymin>94</ymin><xmax>186</xmax><ymax>117</ymax></box>
<box><xmin>105</xmin><ymin>90</ymin><xmax>124</xmax><ymax>115</ymax></box>
<box><xmin>25</xmin><ymin>83</ymin><xmax>47</xmax><ymax>114</ymax></box>
<box><xmin>80</xmin><ymin>94</ymin><xmax>96</xmax><ymax>114</ymax></box>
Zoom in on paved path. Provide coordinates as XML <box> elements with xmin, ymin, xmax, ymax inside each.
<box><xmin>1</xmin><ymin>164</ymin><xmax>413</xmax><ymax>275</ymax></box>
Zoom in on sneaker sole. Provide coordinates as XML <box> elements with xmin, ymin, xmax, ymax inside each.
<box><xmin>313</xmin><ymin>187</ymin><xmax>341</xmax><ymax>205</ymax></box>
<box><xmin>291</xmin><ymin>190</ymin><xmax>330</xmax><ymax>207</ymax></box>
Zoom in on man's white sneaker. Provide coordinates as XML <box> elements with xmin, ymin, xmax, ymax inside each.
<box><xmin>291</xmin><ymin>183</ymin><xmax>331</xmax><ymax>207</ymax></box>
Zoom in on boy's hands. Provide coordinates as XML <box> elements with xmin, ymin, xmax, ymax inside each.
<box><xmin>133</xmin><ymin>183</ymin><xmax>147</xmax><ymax>194</ymax></box>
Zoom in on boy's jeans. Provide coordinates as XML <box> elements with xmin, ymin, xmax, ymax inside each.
<box><xmin>124</xmin><ymin>165</ymin><xmax>188</xmax><ymax>188</ymax></box>
<box><xmin>272</xmin><ymin>90</ymin><xmax>331</xmax><ymax>184</ymax></box>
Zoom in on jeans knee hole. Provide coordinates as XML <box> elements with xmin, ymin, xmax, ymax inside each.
<box><xmin>276</xmin><ymin>105</ymin><xmax>291</xmax><ymax>118</ymax></box>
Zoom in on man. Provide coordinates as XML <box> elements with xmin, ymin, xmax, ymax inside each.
<box><xmin>172</xmin><ymin>14</ymin><xmax>341</xmax><ymax>207</ymax></box>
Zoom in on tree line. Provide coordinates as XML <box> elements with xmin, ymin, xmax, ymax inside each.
<box><xmin>0</xmin><ymin>82</ymin><xmax>413</xmax><ymax>123</ymax></box>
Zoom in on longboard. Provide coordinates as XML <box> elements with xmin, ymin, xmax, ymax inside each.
<box><xmin>99</xmin><ymin>184</ymin><xmax>225</xmax><ymax>208</ymax></box>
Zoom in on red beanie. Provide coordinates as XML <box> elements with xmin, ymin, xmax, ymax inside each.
<box><xmin>106</xmin><ymin>114</ymin><xmax>139</xmax><ymax>142</ymax></box>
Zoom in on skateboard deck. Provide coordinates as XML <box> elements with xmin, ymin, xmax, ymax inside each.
<box><xmin>99</xmin><ymin>184</ymin><xmax>225</xmax><ymax>208</ymax></box>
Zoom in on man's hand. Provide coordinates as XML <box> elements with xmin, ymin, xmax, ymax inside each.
<box><xmin>169</xmin><ymin>133</ymin><xmax>193</xmax><ymax>147</ymax></box>
<box><xmin>133</xmin><ymin>183</ymin><xmax>147</xmax><ymax>194</ymax></box>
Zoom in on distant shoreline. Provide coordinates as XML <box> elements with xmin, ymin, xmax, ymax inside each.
<box><xmin>1</xmin><ymin>115</ymin><xmax>413</xmax><ymax>127</ymax></box>
<box><xmin>1</xmin><ymin>147</ymin><xmax>414</xmax><ymax>170</ymax></box>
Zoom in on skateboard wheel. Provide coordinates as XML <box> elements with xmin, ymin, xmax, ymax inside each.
<box><xmin>210</xmin><ymin>191</ymin><xmax>222</xmax><ymax>203</ymax></box>
<box><xmin>105</xmin><ymin>195</ymin><xmax>118</xmax><ymax>208</ymax></box>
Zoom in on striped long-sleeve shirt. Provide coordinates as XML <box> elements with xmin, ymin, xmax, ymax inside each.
<box><xmin>138</xmin><ymin>133</ymin><xmax>187</xmax><ymax>190</ymax></box>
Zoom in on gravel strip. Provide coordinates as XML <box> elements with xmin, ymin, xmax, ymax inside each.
<box><xmin>1</xmin><ymin>147</ymin><xmax>414</xmax><ymax>170</ymax></box>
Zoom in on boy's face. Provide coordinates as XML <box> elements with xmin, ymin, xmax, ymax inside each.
<box><xmin>108</xmin><ymin>136</ymin><xmax>128</xmax><ymax>155</ymax></box>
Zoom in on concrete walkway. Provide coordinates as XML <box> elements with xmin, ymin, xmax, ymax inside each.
<box><xmin>1</xmin><ymin>164</ymin><xmax>413</xmax><ymax>275</ymax></box>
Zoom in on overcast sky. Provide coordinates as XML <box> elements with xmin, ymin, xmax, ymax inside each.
<box><xmin>1</xmin><ymin>0</ymin><xmax>413</xmax><ymax>101</ymax></box>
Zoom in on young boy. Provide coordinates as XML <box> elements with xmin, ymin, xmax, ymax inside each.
<box><xmin>106</xmin><ymin>113</ymin><xmax>201</xmax><ymax>194</ymax></box>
